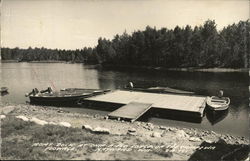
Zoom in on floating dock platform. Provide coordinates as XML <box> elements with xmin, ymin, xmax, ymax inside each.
<box><xmin>84</xmin><ymin>90</ymin><xmax>207</xmax><ymax>121</ymax></box>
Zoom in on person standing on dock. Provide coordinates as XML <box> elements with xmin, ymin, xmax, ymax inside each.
<box><xmin>218</xmin><ymin>90</ymin><xmax>224</xmax><ymax>98</ymax></box>
<box><xmin>129</xmin><ymin>82</ymin><xmax>134</xmax><ymax>89</ymax></box>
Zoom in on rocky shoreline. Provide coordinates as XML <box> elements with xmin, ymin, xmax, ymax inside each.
<box><xmin>1</xmin><ymin>103</ymin><xmax>249</xmax><ymax>160</ymax></box>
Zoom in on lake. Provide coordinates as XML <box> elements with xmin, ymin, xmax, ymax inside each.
<box><xmin>0</xmin><ymin>62</ymin><xmax>249</xmax><ymax>137</ymax></box>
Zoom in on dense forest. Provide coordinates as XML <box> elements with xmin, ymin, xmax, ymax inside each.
<box><xmin>1</xmin><ymin>20</ymin><xmax>249</xmax><ymax>68</ymax></box>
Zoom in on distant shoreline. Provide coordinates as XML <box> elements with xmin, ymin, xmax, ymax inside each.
<box><xmin>165</xmin><ymin>67</ymin><xmax>248</xmax><ymax>72</ymax></box>
<box><xmin>0</xmin><ymin>60</ymin><xmax>83</xmax><ymax>63</ymax></box>
<box><xmin>102</xmin><ymin>64</ymin><xmax>249</xmax><ymax>73</ymax></box>
<box><xmin>1</xmin><ymin>60</ymin><xmax>248</xmax><ymax>72</ymax></box>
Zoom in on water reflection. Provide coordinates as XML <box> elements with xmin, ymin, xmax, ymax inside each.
<box><xmin>206</xmin><ymin>109</ymin><xmax>229</xmax><ymax>125</ymax></box>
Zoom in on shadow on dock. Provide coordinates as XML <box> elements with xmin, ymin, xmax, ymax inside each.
<box><xmin>138</xmin><ymin>108</ymin><xmax>203</xmax><ymax>123</ymax></box>
<box><xmin>80</xmin><ymin>101</ymin><xmax>122</xmax><ymax>112</ymax></box>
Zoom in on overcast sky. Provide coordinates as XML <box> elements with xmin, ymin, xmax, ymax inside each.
<box><xmin>1</xmin><ymin>0</ymin><xmax>249</xmax><ymax>49</ymax></box>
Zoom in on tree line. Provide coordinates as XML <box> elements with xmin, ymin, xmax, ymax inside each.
<box><xmin>1</xmin><ymin>20</ymin><xmax>249</xmax><ymax>68</ymax></box>
<box><xmin>1</xmin><ymin>47</ymin><xmax>98</xmax><ymax>64</ymax></box>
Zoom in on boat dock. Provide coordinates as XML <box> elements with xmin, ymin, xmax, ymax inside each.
<box><xmin>84</xmin><ymin>90</ymin><xmax>207</xmax><ymax>122</ymax></box>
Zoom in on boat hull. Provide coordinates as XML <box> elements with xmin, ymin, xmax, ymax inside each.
<box><xmin>207</xmin><ymin>104</ymin><xmax>229</xmax><ymax>111</ymax></box>
<box><xmin>29</xmin><ymin>95</ymin><xmax>89</xmax><ymax>106</ymax></box>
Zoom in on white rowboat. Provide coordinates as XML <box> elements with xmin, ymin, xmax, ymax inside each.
<box><xmin>206</xmin><ymin>96</ymin><xmax>230</xmax><ymax>111</ymax></box>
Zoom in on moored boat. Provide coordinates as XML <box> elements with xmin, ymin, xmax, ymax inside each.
<box><xmin>206</xmin><ymin>96</ymin><xmax>230</xmax><ymax>111</ymax></box>
<box><xmin>124</xmin><ymin>86</ymin><xmax>194</xmax><ymax>95</ymax></box>
<box><xmin>26</xmin><ymin>87</ymin><xmax>111</xmax><ymax>106</ymax></box>
<box><xmin>147</xmin><ymin>86</ymin><xmax>195</xmax><ymax>94</ymax></box>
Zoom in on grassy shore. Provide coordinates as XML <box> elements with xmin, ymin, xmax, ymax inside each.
<box><xmin>1</xmin><ymin>103</ymin><xmax>249</xmax><ymax>160</ymax></box>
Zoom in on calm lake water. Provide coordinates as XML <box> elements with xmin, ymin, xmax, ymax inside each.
<box><xmin>1</xmin><ymin>62</ymin><xmax>249</xmax><ymax>137</ymax></box>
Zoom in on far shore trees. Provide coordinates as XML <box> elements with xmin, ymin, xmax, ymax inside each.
<box><xmin>1</xmin><ymin>20</ymin><xmax>249</xmax><ymax>68</ymax></box>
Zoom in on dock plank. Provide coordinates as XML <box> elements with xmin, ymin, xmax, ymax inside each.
<box><xmin>108</xmin><ymin>102</ymin><xmax>152</xmax><ymax>122</ymax></box>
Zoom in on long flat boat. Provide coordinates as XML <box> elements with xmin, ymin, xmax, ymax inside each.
<box><xmin>124</xmin><ymin>86</ymin><xmax>195</xmax><ymax>95</ymax></box>
<box><xmin>26</xmin><ymin>88</ymin><xmax>111</xmax><ymax>106</ymax></box>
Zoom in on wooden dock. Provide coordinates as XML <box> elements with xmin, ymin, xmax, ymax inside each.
<box><xmin>85</xmin><ymin>90</ymin><xmax>207</xmax><ymax>121</ymax></box>
<box><xmin>108</xmin><ymin>102</ymin><xmax>152</xmax><ymax>122</ymax></box>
